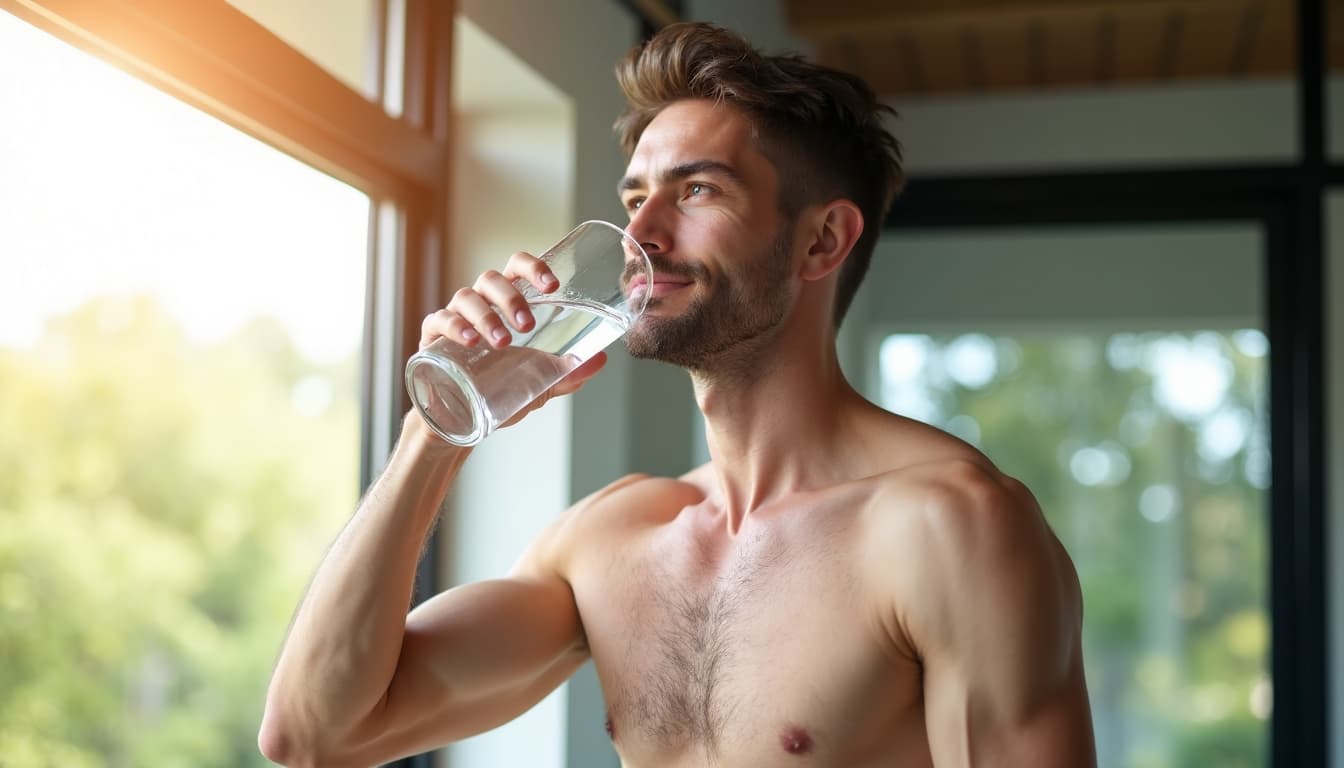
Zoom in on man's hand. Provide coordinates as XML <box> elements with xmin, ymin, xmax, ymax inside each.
<box><xmin>416</xmin><ymin>251</ymin><xmax>609</xmax><ymax>429</ymax></box>
<box><xmin>420</xmin><ymin>251</ymin><xmax>557</xmax><ymax>351</ymax></box>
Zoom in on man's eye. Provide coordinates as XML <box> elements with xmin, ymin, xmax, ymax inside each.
<box><xmin>627</xmin><ymin>197</ymin><xmax>645</xmax><ymax>210</ymax></box>
<box><xmin>689</xmin><ymin>183</ymin><xmax>705</xmax><ymax>196</ymax></box>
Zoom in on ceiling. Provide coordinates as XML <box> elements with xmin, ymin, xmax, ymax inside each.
<box><xmin>784</xmin><ymin>0</ymin><xmax>1336</xmax><ymax>98</ymax></box>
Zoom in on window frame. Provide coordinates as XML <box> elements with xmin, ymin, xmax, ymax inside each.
<box><xmin>877</xmin><ymin>2</ymin><xmax>1330</xmax><ymax>762</ymax></box>
<box><xmin>0</xmin><ymin>1</ymin><xmax>455</xmax><ymax>765</ymax></box>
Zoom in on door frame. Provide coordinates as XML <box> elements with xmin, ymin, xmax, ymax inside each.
<box><xmin>884</xmin><ymin>165</ymin><xmax>1326</xmax><ymax>767</ymax></box>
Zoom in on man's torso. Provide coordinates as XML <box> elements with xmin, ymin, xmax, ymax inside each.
<box><xmin>563</xmin><ymin>472</ymin><xmax>938</xmax><ymax>768</ymax></box>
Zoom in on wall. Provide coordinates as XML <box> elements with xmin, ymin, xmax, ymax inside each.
<box><xmin>895</xmin><ymin>80</ymin><xmax>1296</xmax><ymax>175</ymax></box>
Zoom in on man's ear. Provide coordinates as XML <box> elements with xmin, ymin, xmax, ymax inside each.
<box><xmin>799</xmin><ymin>200</ymin><xmax>864</xmax><ymax>282</ymax></box>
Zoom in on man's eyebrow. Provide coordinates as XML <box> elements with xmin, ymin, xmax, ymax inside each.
<box><xmin>618</xmin><ymin>160</ymin><xmax>744</xmax><ymax>195</ymax></box>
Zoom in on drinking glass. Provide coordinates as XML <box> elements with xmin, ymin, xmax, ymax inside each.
<box><xmin>405</xmin><ymin>220</ymin><xmax>652</xmax><ymax>445</ymax></box>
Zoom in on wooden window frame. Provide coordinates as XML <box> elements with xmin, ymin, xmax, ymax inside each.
<box><xmin>0</xmin><ymin>2</ymin><xmax>454</xmax><ymax>764</ymax></box>
<box><xmin>0</xmin><ymin>0</ymin><xmax>453</xmax><ymax>488</ymax></box>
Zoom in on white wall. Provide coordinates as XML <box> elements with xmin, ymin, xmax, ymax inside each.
<box><xmin>860</xmin><ymin>224</ymin><xmax>1262</xmax><ymax>330</ymax></box>
<box><xmin>897</xmin><ymin>79</ymin><xmax>1297</xmax><ymax>175</ymax></box>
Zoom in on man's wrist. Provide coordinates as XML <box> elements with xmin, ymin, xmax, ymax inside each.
<box><xmin>396</xmin><ymin>409</ymin><xmax>472</xmax><ymax>464</ymax></box>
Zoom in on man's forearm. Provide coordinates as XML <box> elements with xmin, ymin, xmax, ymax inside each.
<box><xmin>261</xmin><ymin>413</ymin><xmax>468</xmax><ymax>744</ymax></box>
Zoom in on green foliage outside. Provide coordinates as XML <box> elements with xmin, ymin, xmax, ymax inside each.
<box><xmin>0</xmin><ymin>297</ymin><xmax>358</xmax><ymax>768</ymax></box>
<box><xmin>882</xmin><ymin>331</ymin><xmax>1268</xmax><ymax>768</ymax></box>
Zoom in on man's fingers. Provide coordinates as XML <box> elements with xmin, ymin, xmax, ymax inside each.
<box><xmin>420</xmin><ymin>308</ymin><xmax>481</xmax><ymax>349</ymax></box>
<box><xmin>418</xmin><ymin>253</ymin><xmax>561</xmax><ymax>353</ymax></box>
<box><xmin>449</xmin><ymin>286</ymin><xmax>513</xmax><ymax>347</ymax></box>
<box><xmin>504</xmin><ymin>251</ymin><xmax>559</xmax><ymax>295</ymax></box>
<box><xmin>473</xmin><ymin>269</ymin><xmax>534</xmax><ymax>333</ymax></box>
<box><xmin>551</xmin><ymin>352</ymin><xmax>608</xmax><ymax>396</ymax></box>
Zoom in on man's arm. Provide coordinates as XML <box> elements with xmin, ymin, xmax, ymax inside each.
<box><xmin>259</xmin><ymin>253</ymin><xmax>610</xmax><ymax>767</ymax></box>
<box><xmin>257</xmin><ymin>414</ymin><xmax>593</xmax><ymax>767</ymax></box>
<box><xmin>884</xmin><ymin>461</ymin><xmax>1096</xmax><ymax>767</ymax></box>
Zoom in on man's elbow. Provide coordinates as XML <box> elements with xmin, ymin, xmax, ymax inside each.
<box><xmin>258</xmin><ymin>709</ymin><xmax>308</xmax><ymax>767</ymax></box>
<box><xmin>258</xmin><ymin>707</ymin><xmax>341</xmax><ymax>768</ymax></box>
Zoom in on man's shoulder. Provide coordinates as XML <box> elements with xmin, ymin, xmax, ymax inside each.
<box><xmin>859</xmin><ymin>456</ymin><xmax>1055</xmax><ymax>582</ymax></box>
<box><xmin>858</xmin><ymin>457</ymin><xmax>1081</xmax><ymax>650</ymax></box>
<box><xmin>542</xmin><ymin>471</ymin><xmax>702</xmax><ymax>547</ymax></box>
<box><xmin>867</xmin><ymin>454</ymin><xmax>1035</xmax><ymax>521</ymax></box>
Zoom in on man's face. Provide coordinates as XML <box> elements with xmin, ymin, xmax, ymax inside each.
<box><xmin>617</xmin><ymin>100</ymin><xmax>794</xmax><ymax>370</ymax></box>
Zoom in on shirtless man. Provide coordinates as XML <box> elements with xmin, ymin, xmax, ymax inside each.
<box><xmin>259</xmin><ymin>22</ymin><xmax>1096</xmax><ymax>768</ymax></box>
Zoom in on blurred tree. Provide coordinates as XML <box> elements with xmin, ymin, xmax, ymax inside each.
<box><xmin>0</xmin><ymin>296</ymin><xmax>358</xmax><ymax>767</ymax></box>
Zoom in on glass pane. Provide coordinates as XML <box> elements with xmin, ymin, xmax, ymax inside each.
<box><xmin>224</xmin><ymin>0</ymin><xmax>383</xmax><ymax>103</ymax></box>
<box><xmin>0</xmin><ymin>13</ymin><xmax>367</xmax><ymax>767</ymax></box>
<box><xmin>878</xmin><ymin>329</ymin><xmax>1269</xmax><ymax>768</ymax></box>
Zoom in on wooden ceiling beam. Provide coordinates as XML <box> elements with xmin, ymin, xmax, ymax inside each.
<box><xmin>787</xmin><ymin>0</ymin><xmax>1271</xmax><ymax>41</ymax></box>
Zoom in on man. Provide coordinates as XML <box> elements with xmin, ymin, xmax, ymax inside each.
<box><xmin>259</xmin><ymin>22</ymin><xmax>1096</xmax><ymax>768</ymax></box>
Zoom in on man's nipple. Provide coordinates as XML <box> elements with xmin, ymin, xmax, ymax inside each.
<box><xmin>779</xmin><ymin>726</ymin><xmax>813</xmax><ymax>755</ymax></box>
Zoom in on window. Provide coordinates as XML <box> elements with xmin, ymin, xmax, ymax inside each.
<box><xmin>223</xmin><ymin>0</ymin><xmax>386</xmax><ymax>104</ymax></box>
<box><xmin>0</xmin><ymin>13</ymin><xmax>370</xmax><ymax>765</ymax></box>
<box><xmin>879</xmin><ymin>330</ymin><xmax>1269</xmax><ymax>767</ymax></box>
<box><xmin>853</xmin><ymin>219</ymin><xmax>1271</xmax><ymax>767</ymax></box>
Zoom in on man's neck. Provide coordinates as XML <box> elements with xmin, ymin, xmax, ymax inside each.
<box><xmin>692</xmin><ymin>337</ymin><xmax>871</xmax><ymax>534</ymax></box>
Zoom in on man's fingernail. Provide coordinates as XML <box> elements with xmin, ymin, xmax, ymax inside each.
<box><xmin>542</xmin><ymin>274</ymin><xmax>558</xmax><ymax>287</ymax></box>
<box><xmin>461</xmin><ymin>328</ymin><xmax>479</xmax><ymax>342</ymax></box>
<box><xmin>515</xmin><ymin>310</ymin><xmax>530</xmax><ymax>328</ymax></box>
<box><xmin>492</xmin><ymin>327</ymin><xmax>509</xmax><ymax>343</ymax></box>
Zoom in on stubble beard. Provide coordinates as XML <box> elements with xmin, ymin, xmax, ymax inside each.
<box><xmin>624</xmin><ymin>226</ymin><xmax>793</xmax><ymax>375</ymax></box>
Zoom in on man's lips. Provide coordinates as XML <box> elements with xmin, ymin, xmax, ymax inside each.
<box><xmin>629</xmin><ymin>275</ymin><xmax>693</xmax><ymax>300</ymax></box>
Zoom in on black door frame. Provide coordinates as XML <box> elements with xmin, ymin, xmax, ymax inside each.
<box><xmin>886</xmin><ymin>168</ymin><xmax>1324</xmax><ymax>768</ymax></box>
<box><xmin>881</xmin><ymin>2</ymin><xmax>1330</xmax><ymax>763</ymax></box>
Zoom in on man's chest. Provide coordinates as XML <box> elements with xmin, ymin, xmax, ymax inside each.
<box><xmin>569</xmin><ymin>509</ymin><xmax>926</xmax><ymax>766</ymax></box>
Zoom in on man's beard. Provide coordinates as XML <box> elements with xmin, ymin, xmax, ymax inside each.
<box><xmin>624</xmin><ymin>225</ymin><xmax>793</xmax><ymax>372</ymax></box>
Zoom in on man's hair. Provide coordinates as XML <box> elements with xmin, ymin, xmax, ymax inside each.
<box><xmin>613</xmin><ymin>22</ymin><xmax>905</xmax><ymax>328</ymax></box>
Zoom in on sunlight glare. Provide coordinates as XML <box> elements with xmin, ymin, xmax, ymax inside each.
<box><xmin>943</xmin><ymin>333</ymin><xmax>997</xmax><ymax>389</ymax></box>
<box><xmin>0</xmin><ymin>12</ymin><xmax>368</xmax><ymax>363</ymax></box>
<box><xmin>1145</xmin><ymin>335</ymin><xmax>1232</xmax><ymax>421</ymax></box>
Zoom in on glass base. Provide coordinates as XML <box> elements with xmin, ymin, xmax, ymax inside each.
<box><xmin>405</xmin><ymin>349</ymin><xmax>488</xmax><ymax>446</ymax></box>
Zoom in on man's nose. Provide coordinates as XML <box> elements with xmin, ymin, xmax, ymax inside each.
<box><xmin>624</xmin><ymin>198</ymin><xmax>670</xmax><ymax>256</ymax></box>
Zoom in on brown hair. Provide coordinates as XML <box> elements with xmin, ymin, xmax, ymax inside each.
<box><xmin>613</xmin><ymin>22</ymin><xmax>905</xmax><ymax>328</ymax></box>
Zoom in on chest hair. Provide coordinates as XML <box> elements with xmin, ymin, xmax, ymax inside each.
<box><xmin>613</xmin><ymin>530</ymin><xmax>789</xmax><ymax>751</ymax></box>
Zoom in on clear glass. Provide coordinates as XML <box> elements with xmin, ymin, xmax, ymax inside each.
<box><xmin>878</xmin><ymin>330</ymin><xmax>1269</xmax><ymax>768</ymax></box>
<box><xmin>0</xmin><ymin>14</ymin><xmax>366</xmax><ymax>767</ymax></box>
<box><xmin>223</xmin><ymin>0</ymin><xmax>382</xmax><ymax>102</ymax></box>
<box><xmin>406</xmin><ymin>221</ymin><xmax>652</xmax><ymax>446</ymax></box>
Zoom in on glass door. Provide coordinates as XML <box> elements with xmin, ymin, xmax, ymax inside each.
<box><xmin>852</xmin><ymin>222</ymin><xmax>1270</xmax><ymax>768</ymax></box>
